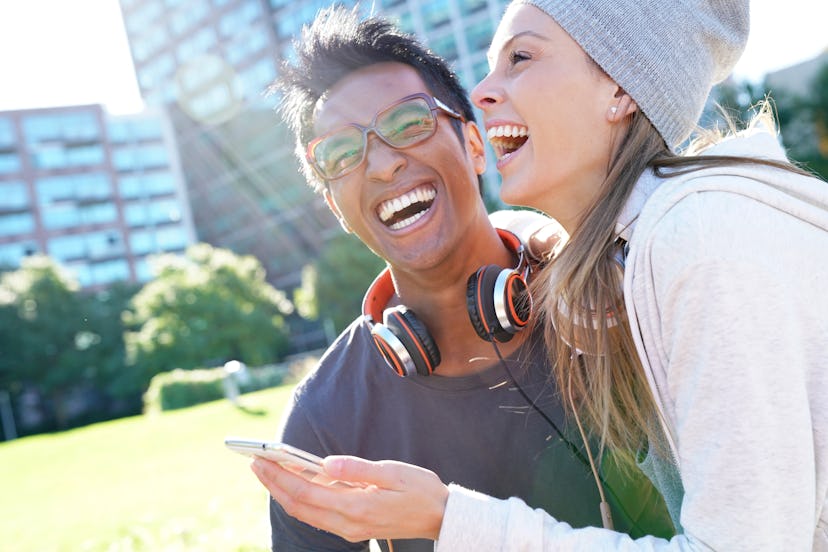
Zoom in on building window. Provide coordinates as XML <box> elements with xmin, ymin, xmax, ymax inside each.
<box><xmin>22</xmin><ymin>111</ymin><xmax>100</xmax><ymax>145</ymax></box>
<box><xmin>0</xmin><ymin>242</ymin><xmax>37</xmax><ymax>268</ymax></box>
<box><xmin>466</xmin><ymin>19</ymin><xmax>494</xmax><ymax>52</ymax></box>
<box><xmin>473</xmin><ymin>57</ymin><xmax>491</xmax><ymax>83</ymax></box>
<box><xmin>156</xmin><ymin>226</ymin><xmax>188</xmax><ymax>250</ymax></box>
<box><xmin>124</xmin><ymin>198</ymin><xmax>182</xmax><ymax>228</ymax></box>
<box><xmin>80</xmin><ymin>203</ymin><xmax>117</xmax><ymax>225</ymax></box>
<box><xmin>459</xmin><ymin>0</ymin><xmax>488</xmax><ymax>13</ymax></box>
<box><xmin>0</xmin><ymin>152</ymin><xmax>20</xmax><ymax>173</ymax></box>
<box><xmin>176</xmin><ymin>27</ymin><xmax>217</xmax><ymax>61</ymax></box>
<box><xmin>421</xmin><ymin>0</ymin><xmax>451</xmax><ymax>28</ymax></box>
<box><xmin>109</xmin><ymin>118</ymin><xmax>164</xmax><ymax>143</ymax></box>
<box><xmin>225</xmin><ymin>27</ymin><xmax>269</xmax><ymax>65</ymax></box>
<box><xmin>0</xmin><ymin>212</ymin><xmax>34</xmax><ymax>237</ymax></box>
<box><xmin>112</xmin><ymin>144</ymin><xmax>169</xmax><ymax>171</ymax></box>
<box><xmin>130</xmin><ymin>230</ymin><xmax>157</xmax><ymax>255</ymax></box>
<box><xmin>48</xmin><ymin>234</ymin><xmax>87</xmax><ymax>262</ymax></box>
<box><xmin>219</xmin><ymin>0</ymin><xmax>262</xmax><ymax>36</ymax></box>
<box><xmin>139</xmin><ymin>54</ymin><xmax>175</xmax><ymax>91</ymax></box>
<box><xmin>41</xmin><ymin>204</ymin><xmax>80</xmax><ymax>230</ymax></box>
<box><xmin>0</xmin><ymin>182</ymin><xmax>29</xmax><ymax>210</ymax></box>
<box><xmin>90</xmin><ymin>259</ymin><xmax>130</xmax><ymax>285</ymax></box>
<box><xmin>65</xmin><ymin>144</ymin><xmax>105</xmax><ymax>168</ymax></box>
<box><xmin>0</xmin><ymin>118</ymin><xmax>15</xmax><ymax>149</ymax></box>
<box><xmin>430</xmin><ymin>34</ymin><xmax>459</xmax><ymax>62</ymax></box>
<box><xmin>238</xmin><ymin>57</ymin><xmax>277</xmax><ymax>100</ymax></box>
<box><xmin>170</xmin><ymin>0</ymin><xmax>209</xmax><ymax>36</ymax></box>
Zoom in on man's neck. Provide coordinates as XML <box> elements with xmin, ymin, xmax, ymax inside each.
<box><xmin>386</xmin><ymin>224</ymin><xmax>529</xmax><ymax>377</ymax></box>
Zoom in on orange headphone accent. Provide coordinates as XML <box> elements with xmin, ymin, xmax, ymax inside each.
<box><xmin>362</xmin><ymin>228</ymin><xmax>533</xmax><ymax>377</ymax></box>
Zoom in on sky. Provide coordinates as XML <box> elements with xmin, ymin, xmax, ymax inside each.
<box><xmin>0</xmin><ymin>1</ymin><xmax>826</xmax><ymax>116</ymax></box>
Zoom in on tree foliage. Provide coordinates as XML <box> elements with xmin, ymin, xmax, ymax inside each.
<box><xmin>711</xmin><ymin>65</ymin><xmax>828</xmax><ymax>181</ymax></box>
<box><xmin>0</xmin><ymin>255</ymin><xmax>81</xmax><ymax>390</ymax></box>
<box><xmin>0</xmin><ymin>256</ymin><xmax>136</xmax><ymax>430</ymax></box>
<box><xmin>123</xmin><ymin>244</ymin><xmax>292</xmax><ymax>386</ymax></box>
<box><xmin>304</xmin><ymin>233</ymin><xmax>386</xmax><ymax>333</ymax></box>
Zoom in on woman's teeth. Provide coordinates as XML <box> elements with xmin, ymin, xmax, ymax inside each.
<box><xmin>487</xmin><ymin>125</ymin><xmax>529</xmax><ymax>160</ymax></box>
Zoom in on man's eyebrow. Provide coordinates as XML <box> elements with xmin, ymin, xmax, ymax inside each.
<box><xmin>487</xmin><ymin>30</ymin><xmax>550</xmax><ymax>63</ymax></box>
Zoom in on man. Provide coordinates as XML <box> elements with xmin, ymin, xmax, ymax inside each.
<box><xmin>254</xmin><ymin>6</ymin><xmax>671</xmax><ymax>551</ymax></box>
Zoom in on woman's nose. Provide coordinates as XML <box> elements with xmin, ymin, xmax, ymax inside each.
<box><xmin>471</xmin><ymin>73</ymin><xmax>501</xmax><ymax>110</ymax></box>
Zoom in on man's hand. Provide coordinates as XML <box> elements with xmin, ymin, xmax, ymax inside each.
<box><xmin>251</xmin><ymin>455</ymin><xmax>449</xmax><ymax>542</ymax></box>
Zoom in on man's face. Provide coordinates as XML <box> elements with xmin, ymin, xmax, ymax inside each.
<box><xmin>313</xmin><ymin>62</ymin><xmax>486</xmax><ymax>273</ymax></box>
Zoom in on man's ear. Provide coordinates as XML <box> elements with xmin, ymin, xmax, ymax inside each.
<box><xmin>323</xmin><ymin>189</ymin><xmax>352</xmax><ymax>234</ymax></box>
<box><xmin>465</xmin><ymin>121</ymin><xmax>487</xmax><ymax>175</ymax></box>
<box><xmin>608</xmin><ymin>88</ymin><xmax>638</xmax><ymax>122</ymax></box>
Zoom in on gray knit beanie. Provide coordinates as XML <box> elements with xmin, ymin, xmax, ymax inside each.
<box><xmin>511</xmin><ymin>0</ymin><xmax>750</xmax><ymax>150</ymax></box>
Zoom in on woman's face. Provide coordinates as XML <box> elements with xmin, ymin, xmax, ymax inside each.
<box><xmin>471</xmin><ymin>3</ymin><xmax>623</xmax><ymax>232</ymax></box>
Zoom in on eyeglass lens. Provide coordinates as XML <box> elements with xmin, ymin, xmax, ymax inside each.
<box><xmin>311</xmin><ymin>96</ymin><xmax>437</xmax><ymax>179</ymax></box>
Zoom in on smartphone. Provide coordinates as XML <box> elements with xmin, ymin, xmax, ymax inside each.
<box><xmin>225</xmin><ymin>437</ymin><xmax>358</xmax><ymax>488</ymax></box>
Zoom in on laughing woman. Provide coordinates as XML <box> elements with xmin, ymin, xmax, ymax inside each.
<box><xmin>252</xmin><ymin>1</ymin><xmax>828</xmax><ymax>549</ymax></box>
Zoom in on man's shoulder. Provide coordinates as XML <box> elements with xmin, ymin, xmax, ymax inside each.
<box><xmin>293</xmin><ymin>316</ymin><xmax>386</xmax><ymax>403</ymax></box>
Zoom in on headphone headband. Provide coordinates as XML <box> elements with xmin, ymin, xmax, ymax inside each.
<box><xmin>362</xmin><ymin>267</ymin><xmax>396</xmax><ymax>324</ymax></box>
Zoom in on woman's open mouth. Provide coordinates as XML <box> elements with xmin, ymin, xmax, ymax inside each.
<box><xmin>487</xmin><ymin>125</ymin><xmax>529</xmax><ymax>161</ymax></box>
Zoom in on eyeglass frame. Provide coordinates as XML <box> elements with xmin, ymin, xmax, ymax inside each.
<box><xmin>305</xmin><ymin>93</ymin><xmax>465</xmax><ymax>181</ymax></box>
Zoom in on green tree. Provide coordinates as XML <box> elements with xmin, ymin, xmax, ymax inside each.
<box><xmin>711</xmin><ymin>68</ymin><xmax>828</xmax><ymax>181</ymax></box>
<box><xmin>796</xmin><ymin>62</ymin><xmax>828</xmax><ymax>179</ymax></box>
<box><xmin>306</xmin><ymin>233</ymin><xmax>386</xmax><ymax>333</ymax></box>
<box><xmin>80</xmin><ymin>282</ymin><xmax>141</xmax><ymax>407</ymax></box>
<box><xmin>0</xmin><ymin>256</ymin><xmax>85</xmax><ymax>429</ymax></box>
<box><xmin>123</xmin><ymin>244</ymin><xmax>292</xmax><ymax>386</ymax></box>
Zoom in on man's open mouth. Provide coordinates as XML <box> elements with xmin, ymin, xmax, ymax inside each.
<box><xmin>377</xmin><ymin>184</ymin><xmax>437</xmax><ymax>230</ymax></box>
<box><xmin>487</xmin><ymin>125</ymin><xmax>529</xmax><ymax>160</ymax></box>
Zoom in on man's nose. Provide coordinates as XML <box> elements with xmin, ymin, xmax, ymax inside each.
<box><xmin>363</xmin><ymin>132</ymin><xmax>406</xmax><ymax>182</ymax></box>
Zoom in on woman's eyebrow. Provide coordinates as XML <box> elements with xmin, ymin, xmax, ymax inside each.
<box><xmin>487</xmin><ymin>30</ymin><xmax>550</xmax><ymax>64</ymax></box>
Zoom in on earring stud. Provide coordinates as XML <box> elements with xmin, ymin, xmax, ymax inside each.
<box><xmin>610</xmin><ymin>106</ymin><xmax>618</xmax><ymax>114</ymax></box>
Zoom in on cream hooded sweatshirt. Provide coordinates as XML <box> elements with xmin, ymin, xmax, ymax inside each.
<box><xmin>435</xmin><ymin>129</ymin><xmax>828</xmax><ymax>551</ymax></box>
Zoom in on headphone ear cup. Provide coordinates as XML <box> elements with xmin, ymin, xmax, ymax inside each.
<box><xmin>467</xmin><ymin>265</ymin><xmax>532</xmax><ymax>343</ymax></box>
<box><xmin>375</xmin><ymin>306</ymin><xmax>440</xmax><ymax>376</ymax></box>
<box><xmin>467</xmin><ymin>265</ymin><xmax>513</xmax><ymax>343</ymax></box>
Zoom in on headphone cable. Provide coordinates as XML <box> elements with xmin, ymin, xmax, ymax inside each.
<box><xmin>489</xmin><ymin>335</ymin><xmax>614</xmax><ymax>529</ymax></box>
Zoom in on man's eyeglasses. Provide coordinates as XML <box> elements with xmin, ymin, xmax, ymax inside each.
<box><xmin>306</xmin><ymin>93</ymin><xmax>464</xmax><ymax>181</ymax></box>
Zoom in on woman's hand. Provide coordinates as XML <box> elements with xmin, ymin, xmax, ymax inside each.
<box><xmin>251</xmin><ymin>455</ymin><xmax>449</xmax><ymax>542</ymax></box>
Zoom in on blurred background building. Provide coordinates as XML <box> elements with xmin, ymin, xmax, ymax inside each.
<box><xmin>105</xmin><ymin>0</ymin><xmax>516</xmax><ymax>349</ymax></box>
<box><xmin>116</xmin><ymin>0</ymin><xmax>512</xmax><ymax>291</ymax></box>
<box><xmin>0</xmin><ymin>104</ymin><xmax>195</xmax><ymax>289</ymax></box>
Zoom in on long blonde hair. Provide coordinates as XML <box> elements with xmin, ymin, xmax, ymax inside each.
<box><xmin>534</xmin><ymin>101</ymin><xmax>811</xmax><ymax>465</ymax></box>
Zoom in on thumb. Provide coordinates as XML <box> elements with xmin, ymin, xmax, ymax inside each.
<box><xmin>323</xmin><ymin>456</ymin><xmax>434</xmax><ymax>489</ymax></box>
<box><xmin>322</xmin><ymin>455</ymin><xmax>388</xmax><ymax>485</ymax></box>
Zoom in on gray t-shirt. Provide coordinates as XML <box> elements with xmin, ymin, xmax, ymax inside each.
<box><xmin>270</xmin><ymin>317</ymin><xmax>608</xmax><ymax>551</ymax></box>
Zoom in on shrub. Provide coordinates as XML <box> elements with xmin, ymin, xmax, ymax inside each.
<box><xmin>141</xmin><ymin>356</ymin><xmax>318</xmax><ymax>414</ymax></box>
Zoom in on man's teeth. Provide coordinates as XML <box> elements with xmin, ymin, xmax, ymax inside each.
<box><xmin>389</xmin><ymin>210</ymin><xmax>426</xmax><ymax>230</ymax></box>
<box><xmin>378</xmin><ymin>186</ymin><xmax>436</xmax><ymax>229</ymax></box>
<box><xmin>487</xmin><ymin>125</ymin><xmax>528</xmax><ymax>140</ymax></box>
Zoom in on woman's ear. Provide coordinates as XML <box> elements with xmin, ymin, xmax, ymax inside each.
<box><xmin>608</xmin><ymin>89</ymin><xmax>638</xmax><ymax>122</ymax></box>
<box><xmin>323</xmin><ymin>189</ymin><xmax>352</xmax><ymax>234</ymax></box>
<box><xmin>465</xmin><ymin>121</ymin><xmax>487</xmax><ymax>175</ymax></box>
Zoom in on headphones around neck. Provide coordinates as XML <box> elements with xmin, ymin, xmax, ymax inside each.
<box><xmin>362</xmin><ymin>228</ymin><xmax>533</xmax><ymax>377</ymax></box>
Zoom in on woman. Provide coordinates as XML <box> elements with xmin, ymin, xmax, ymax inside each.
<box><xmin>253</xmin><ymin>1</ymin><xmax>828</xmax><ymax>549</ymax></box>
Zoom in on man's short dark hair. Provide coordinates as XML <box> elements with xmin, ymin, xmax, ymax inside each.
<box><xmin>271</xmin><ymin>5</ymin><xmax>479</xmax><ymax>192</ymax></box>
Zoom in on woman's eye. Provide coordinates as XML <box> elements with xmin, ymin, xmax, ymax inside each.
<box><xmin>509</xmin><ymin>50</ymin><xmax>530</xmax><ymax>64</ymax></box>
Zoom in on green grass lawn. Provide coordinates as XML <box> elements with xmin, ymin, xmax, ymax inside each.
<box><xmin>0</xmin><ymin>385</ymin><xmax>296</xmax><ymax>552</ymax></box>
